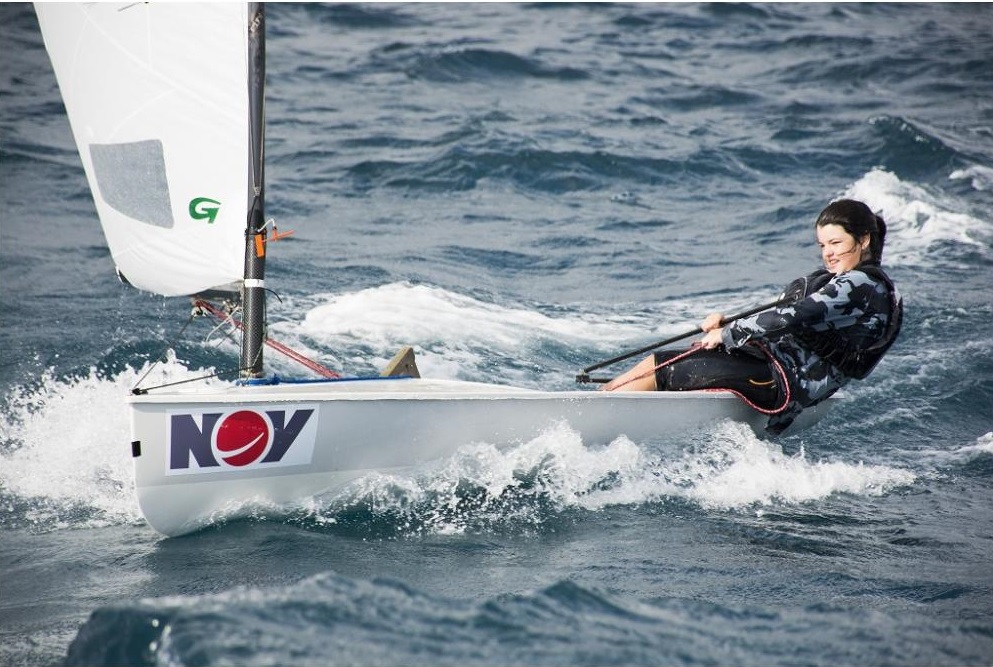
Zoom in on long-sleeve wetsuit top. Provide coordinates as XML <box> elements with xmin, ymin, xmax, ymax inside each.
<box><xmin>720</xmin><ymin>265</ymin><xmax>900</xmax><ymax>435</ymax></box>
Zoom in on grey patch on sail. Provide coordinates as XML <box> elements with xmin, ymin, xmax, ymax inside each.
<box><xmin>89</xmin><ymin>140</ymin><xmax>174</xmax><ymax>228</ymax></box>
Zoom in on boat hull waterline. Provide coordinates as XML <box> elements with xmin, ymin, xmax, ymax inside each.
<box><xmin>130</xmin><ymin>378</ymin><xmax>832</xmax><ymax>536</ymax></box>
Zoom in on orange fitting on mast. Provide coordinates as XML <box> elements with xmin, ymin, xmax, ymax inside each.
<box><xmin>253</xmin><ymin>228</ymin><xmax>294</xmax><ymax>257</ymax></box>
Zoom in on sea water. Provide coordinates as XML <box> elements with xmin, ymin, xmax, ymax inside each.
<box><xmin>1</xmin><ymin>3</ymin><xmax>991</xmax><ymax>666</ymax></box>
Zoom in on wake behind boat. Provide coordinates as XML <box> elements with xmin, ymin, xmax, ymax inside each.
<box><xmin>35</xmin><ymin>3</ymin><xmax>832</xmax><ymax>537</ymax></box>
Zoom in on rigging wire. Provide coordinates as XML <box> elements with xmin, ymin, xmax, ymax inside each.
<box><xmin>130</xmin><ymin>297</ymin><xmax>341</xmax><ymax>395</ymax></box>
<box><xmin>130</xmin><ymin>309</ymin><xmax>199</xmax><ymax>394</ymax></box>
<box><xmin>131</xmin><ymin>367</ymin><xmax>245</xmax><ymax>395</ymax></box>
<box><xmin>194</xmin><ymin>298</ymin><xmax>340</xmax><ymax>379</ymax></box>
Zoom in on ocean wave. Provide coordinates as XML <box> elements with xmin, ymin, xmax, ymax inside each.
<box><xmin>866</xmin><ymin>115</ymin><xmax>962</xmax><ymax>179</ymax></box>
<box><xmin>961</xmin><ymin>432</ymin><xmax>993</xmax><ymax>456</ymax></box>
<box><xmin>404</xmin><ymin>46</ymin><xmax>589</xmax><ymax>84</ymax></box>
<box><xmin>64</xmin><ymin>574</ymin><xmax>740</xmax><ymax>667</ymax></box>
<box><xmin>950</xmin><ymin>165</ymin><xmax>993</xmax><ymax>192</ymax></box>
<box><xmin>304</xmin><ymin>3</ymin><xmax>418</xmax><ymax>30</ymax></box>
<box><xmin>842</xmin><ymin>167</ymin><xmax>992</xmax><ymax>268</ymax></box>
<box><xmin>64</xmin><ymin>562</ymin><xmax>983</xmax><ymax>667</ymax></box>
<box><xmin>342</xmin><ymin>142</ymin><xmax>689</xmax><ymax>195</ymax></box>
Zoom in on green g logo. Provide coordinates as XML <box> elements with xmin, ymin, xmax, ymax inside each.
<box><xmin>189</xmin><ymin>197</ymin><xmax>221</xmax><ymax>223</ymax></box>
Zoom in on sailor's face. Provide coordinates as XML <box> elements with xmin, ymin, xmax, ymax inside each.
<box><xmin>817</xmin><ymin>224</ymin><xmax>868</xmax><ymax>274</ymax></box>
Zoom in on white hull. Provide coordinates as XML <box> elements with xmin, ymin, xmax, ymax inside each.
<box><xmin>130</xmin><ymin>378</ymin><xmax>832</xmax><ymax>536</ymax></box>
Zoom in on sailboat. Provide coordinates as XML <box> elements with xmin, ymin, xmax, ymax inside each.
<box><xmin>35</xmin><ymin>3</ymin><xmax>832</xmax><ymax>537</ymax></box>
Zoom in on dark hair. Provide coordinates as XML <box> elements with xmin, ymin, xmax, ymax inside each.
<box><xmin>815</xmin><ymin>198</ymin><xmax>887</xmax><ymax>263</ymax></box>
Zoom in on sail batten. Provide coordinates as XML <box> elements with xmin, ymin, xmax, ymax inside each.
<box><xmin>35</xmin><ymin>3</ymin><xmax>251</xmax><ymax>296</ymax></box>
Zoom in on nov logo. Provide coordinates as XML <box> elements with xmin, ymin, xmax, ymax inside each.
<box><xmin>167</xmin><ymin>406</ymin><xmax>318</xmax><ymax>475</ymax></box>
<box><xmin>189</xmin><ymin>197</ymin><xmax>221</xmax><ymax>223</ymax></box>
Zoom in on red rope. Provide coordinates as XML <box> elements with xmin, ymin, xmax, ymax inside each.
<box><xmin>709</xmin><ymin>342</ymin><xmax>792</xmax><ymax>415</ymax></box>
<box><xmin>193</xmin><ymin>298</ymin><xmax>341</xmax><ymax>379</ymax></box>
<box><xmin>608</xmin><ymin>343</ymin><xmax>791</xmax><ymax>415</ymax></box>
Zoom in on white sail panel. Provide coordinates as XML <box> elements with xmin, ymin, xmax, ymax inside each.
<box><xmin>35</xmin><ymin>3</ymin><xmax>250</xmax><ymax>296</ymax></box>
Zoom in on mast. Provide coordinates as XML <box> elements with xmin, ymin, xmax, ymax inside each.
<box><xmin>241</xmin><ymin>2</ymin><xmax>267</xmax><ymax>378</ymax></box>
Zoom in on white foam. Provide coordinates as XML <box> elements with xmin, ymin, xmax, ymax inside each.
<box><xmin>299</xmin><ymin>282</ymin><xmax>644</xmax><ymax>347</ymax></box>
<box><xmin>658</xmin><ymin>422</ymin><xmax>916</xmax><ymax>509</ymax></box>
<box><xmin>843</xmin><ymin>168</ymin><xmax>992</xmax><ymax>267</ymax></box>
<box><xmin>425</xmin><ymin>422</ymin><xmax>646</xmax><ymax>510</ymax></box>
<box><xmin>0</xmin><ymin>358</ymin><xmax>226</xmax><ymax>530</ymax></box>
<box><xmin>289</xmin><ymin>282</ymin><xmax>664</xmax><ymax>381</ymax></box>
<box><xmin>956</xmin><ymin>431</ymin><xmax>993</xmax><ymax>457</ymax></box>
<box><xmin>950</xmin><ymin>164</ymin><xmax>993</xmax><ymax>192</ymax></box>
<box><xmin>330</xmin><ymin>421</ymin><xmax>647</xmax><ymax>534</ymax></box>
<box><xmin>317</xmin><ymin>420</ymin><xmax>917</xmax><ymax>534</ymax></box>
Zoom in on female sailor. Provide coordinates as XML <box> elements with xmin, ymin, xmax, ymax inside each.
<box><xmin>602</xmin><ymin>198</ymin><xmax>903</xmax><ymax>435</ymax></box>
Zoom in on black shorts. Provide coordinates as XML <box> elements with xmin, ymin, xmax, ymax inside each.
<box><xmin>653</xmin><ymin>346</ymin><xmax>781</xmax><ymax>410</ymax></box>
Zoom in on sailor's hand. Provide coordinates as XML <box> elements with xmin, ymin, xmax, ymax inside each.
<box><xmin>699</xmin><ymin>327</ymin><xmax>724</xmax><ymax>349</ymax></box>
<box><xmin>701</xmin><ymin>312</ymin><xmax>724</xmax><ymax>332</ymax></box>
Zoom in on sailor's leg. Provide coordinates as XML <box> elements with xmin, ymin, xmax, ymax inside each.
<box><xmin>660</xmin><ymin>349</ymin><xmax>780</xmax><ymax>409</ymax></box>
<box><xmin>601</xmin><ymin>354</ymin><xmax>659</xmax><ymax>391</ymax></box>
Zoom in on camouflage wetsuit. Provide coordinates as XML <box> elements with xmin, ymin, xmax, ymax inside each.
<box><xmin>656</xmin><ymin>262</ymin><xmax>902</xmax><ymax>435</ymax></box>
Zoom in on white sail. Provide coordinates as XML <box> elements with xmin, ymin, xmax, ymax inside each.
<box><xmin>35</xmin><ymin>3</ymin><xmax>250</xmax><ymax>296</ymax></box>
